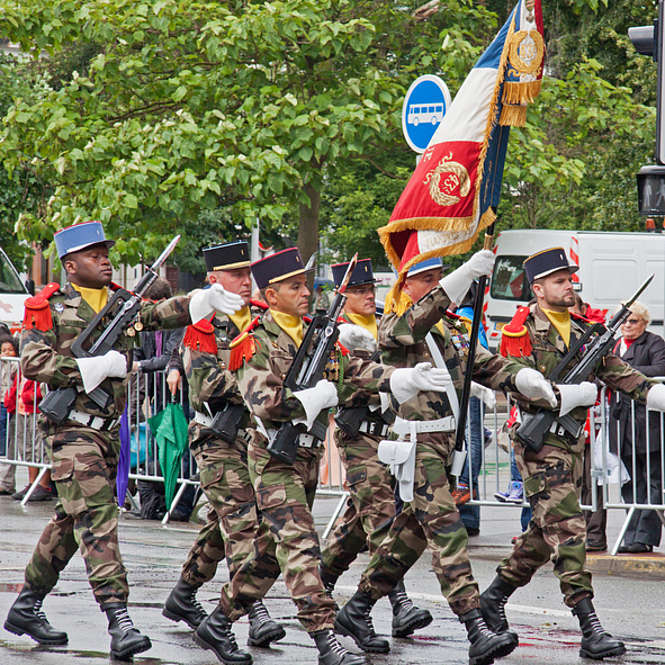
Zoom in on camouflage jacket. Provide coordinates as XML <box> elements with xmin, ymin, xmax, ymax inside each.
<box><xmin>183</xmin><ymin>305</ymin><xmax>265</xmax><ymax>441</ymax></box>
<box><xmin>20</xmin><ymin>282</ymin><xmax>190</xmax><ymax>423</ymax></box>
<box><xmin>379</xmin><ymin>285</ymin><xmax>521</xmax><ymax>422</ymax></box>
<box><xmin>236</xmin><ymin>309</ymin><xmax>394</xmax><ymax>437</ymax></box>
<box><xmin>504</xmin><ymin>303</ymin><xmax>651</xmax><ymax>449</ymax></box>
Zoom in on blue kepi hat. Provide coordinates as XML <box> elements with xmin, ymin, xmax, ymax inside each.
<box><xmin>331</xmin><ymin>258</ymin><xmax>375</xmax><ymax>288</ymax></box>
<box><xmin>406</xmin><ymin>257</ymin><xmax>444</xmax><ymax>278</ymax></box>
<box><xmin>54</xmin><ymin>221</ymin><xmax>115</xmax><ymax>260</ymax></box>
<box><xmin>251</xmin><ymin>247</ymin><xmax>312</xmax><ymax>290</ymax></box>
<box><xmin>523</xmin><ymin>247</ymin><xmax>579</xmax><ymax>284</ymax></box>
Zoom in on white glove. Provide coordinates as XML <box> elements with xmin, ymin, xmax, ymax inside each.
<box><xmin>292</xmin><ymin>379</ymin><xmax>339</xmax><ymax>430</ymax></box>
<box><xmin>76</xmin><ymin>350</ymin><xmax>127</xmax><ymax>394</ymax></box>
<box><xmin>515</xmin><ymin>367</ymin><xmax>557</xmax><ymax>408</ymax></box>
<box><xmin>646</xmin><ymin>383</ymin><xmax>665</xmax><ymax>411</ymax></box>
<box><xmin>470</xmin><ymin>381</ymin><xmax>496</xmax><ymax>410</ymax></box>
<box><xmin>439</xmin><ymin>250</ymin><xmax>495</xmax><ymax>304</ymax></box>
<box><xmin>557</xmin><ymin>382</ymin><xmax>597</xmax><ymax>416</ymax></box>
<box><xmin>390</xmin><ymin>361</ymin><xmax>453</xmax><ymax>404</ymax></box>
<box><xmin>189</xmin><ymin>283</ymin><xmax>245</xmax><ymax>321</ymax></box>
<box><xmin>337</xmin><ymin>323</ymin><xmax>377</xmax><ymax>353</ymax></box>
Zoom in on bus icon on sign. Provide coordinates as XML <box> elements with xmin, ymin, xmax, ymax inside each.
<box><xmin>407</xmin><ymin>103</ymin><xmax>444</xmax><ymax>126</ymax></box>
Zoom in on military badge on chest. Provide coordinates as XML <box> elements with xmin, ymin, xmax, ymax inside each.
<box><xmin>323</xmin><ymin>350</ymin><xmax>340</xmax><ymax>382</ymax></box>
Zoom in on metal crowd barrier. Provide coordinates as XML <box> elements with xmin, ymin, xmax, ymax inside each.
<box><xmin>2</xmin><ymin>354</ymin><xmax>664</xmax><ymax>551</ymax></box>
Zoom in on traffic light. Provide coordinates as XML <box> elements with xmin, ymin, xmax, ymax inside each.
<box><xmin>630</xmin><ymin>1</ymin><xmax>665</xmax><ymax>214</ymax></box>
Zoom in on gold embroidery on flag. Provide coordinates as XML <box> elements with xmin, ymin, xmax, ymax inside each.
<box><xmin>508</xmin><ymin>30</ymin><xmax>544</xmax><ymax>76</ymax></box>
<box><xmin>423</xmin><ymin>153</ymin><xmax>471</xmax><ymax>207</ymax></box>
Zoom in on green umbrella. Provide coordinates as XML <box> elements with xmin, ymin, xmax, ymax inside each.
<box><xmin>148</xmin><ymin>403</ymin><xmax>189</xmax><ymax>510</ymax></box>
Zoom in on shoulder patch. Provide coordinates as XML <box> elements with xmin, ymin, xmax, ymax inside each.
<box><xmin>499</xmin><ymin>306</ymin><xmax>532</xmax><ymax>358</ymax></box>
<box><xmin>23</xmin><ymin>285</ymin><xmax>58</xmax><ymax>331</ymax></box>
<box><xmin>183</xmin><ymin>318</ymin><xmax>217</xmax><ymax>354</ymax></box>
<box><xmin>229</xmin><ymin>316</ymin><xmax>261</xmax><ymax>371</ymax></box>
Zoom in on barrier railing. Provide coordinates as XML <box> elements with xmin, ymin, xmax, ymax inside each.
<box><xmin>2</xmin><ymin>354</ymin><xmax>663</xmax><ymax>551</ymax></box>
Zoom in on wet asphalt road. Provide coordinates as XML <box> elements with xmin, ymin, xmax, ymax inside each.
<box><xmin>1</xmin><ymin>495</ymin><xmax>664</xmax><ymax>665</ymax></box>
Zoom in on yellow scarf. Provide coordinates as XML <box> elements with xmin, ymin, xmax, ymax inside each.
<box><xmin>270</xmin><ymin>309</ymin><xmax>303</xmax><ymax>347</ymax></box>
<box><xmin>229</xmin><ymin>306</ymin><xmax>251</xmax><ymax>335</ymax></box>
<box><xmin>346</xmin><ymin>312</ymin><xmax>378</xmax><ymax>341</ymax></box>
<box><xmin>543</xmin><ymin>308</ymin><xmax>571</xmax><ymax>348</ymax></box>
<box><xmin>72</xmin><ymin>283</ymin><xmax>108</xmax><ymax>314</ymax></box>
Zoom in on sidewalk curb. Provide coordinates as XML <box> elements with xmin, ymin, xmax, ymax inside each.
<box><xmin>467</xmin><ymin>544</ymin><xmax>665</xmax><ymax>580</ymax></box>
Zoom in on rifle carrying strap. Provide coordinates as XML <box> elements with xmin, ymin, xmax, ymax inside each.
<box><xmin>425</xmin><ymin>332</ymin><xmax>459</xmax><ymax>422</ymax></box>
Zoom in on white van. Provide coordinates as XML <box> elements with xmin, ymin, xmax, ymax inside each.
<box><xmin>0</xmin><ymin>247</ymin><xmax>30</xmax><ymax>334</ymax></box>
<box><xmin>486</xmin><ymin>229</ymin><xmax>665</xmax><ymax>350</ymax></box>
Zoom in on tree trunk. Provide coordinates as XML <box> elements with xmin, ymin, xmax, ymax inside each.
<box><xmin>297</xmin><ymin>182</ymin><xmax>320</xmax><ymax>266</ymax></box>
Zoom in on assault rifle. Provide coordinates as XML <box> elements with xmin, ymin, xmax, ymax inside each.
<box><xmin>516</xmin><ymin>274</ymin><xmax>654</xmax><ymax>452</ymax></box>
<box><xmin>267</xmin><ymin>255</ymin><xmax>358</xmax><ymax>464</ymax></box>
<box><xmin>40</xmin><ymin>235</ymin><xmax>181</xmax><ymax>424</ymax></box>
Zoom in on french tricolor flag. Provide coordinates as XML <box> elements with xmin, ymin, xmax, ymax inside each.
<box><xmin>379</xmin><ymin>0</ymin><xmax>544</xmax><ymax>280</ymax></box>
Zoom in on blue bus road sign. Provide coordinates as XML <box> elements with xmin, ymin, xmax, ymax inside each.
<box><xmin>401</xmin><ymin>75</ymin><xmax>452</xmax><ymax>154</ymax></box>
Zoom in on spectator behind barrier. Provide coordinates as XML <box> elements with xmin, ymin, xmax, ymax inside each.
<box><xmin>0</xmin><ymin>335</ymin><xmax>19</xmax><ymax>493</ymax></box>
<box><xmin>610</xmin><ymin>301</ymin><xmax>665</xmax><ymax>553</ymax></box>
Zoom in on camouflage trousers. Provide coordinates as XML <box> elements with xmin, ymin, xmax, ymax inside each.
<box><xmin>320</xmin><ymin>428</ymin><xmax>397</xmax><ymax>579</ymax></box>
<box><xmin>181</xmin><ymin>431</ymin><xmax>269</xmax><ymax>590</ymax></box>
<box><xmin>24</xmin><ymin>426</ymin><xmax>128</xmax><ymax>608</ymax></box>
<box><xmin>220</xmin><ymin>435</ymin><xmax>335</xmax><ymax>633</ymax></box>
<box><xmin>358</xmin><ymin>432</ymin><xmax>479</xmax><ymax>617</ymax></box>
<box><xmin>497</xmin><ymin>438</ymin><xmax>592</xmax><ymax>607</ymax></box>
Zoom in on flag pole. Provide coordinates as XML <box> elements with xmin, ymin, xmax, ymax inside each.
<box><xmin>452</xmin><ymin>219</ymin><xmax>496</xmax><ymax>470</ymax></box>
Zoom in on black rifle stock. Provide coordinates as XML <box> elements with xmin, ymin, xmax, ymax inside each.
<box><xmin>515</xmin><ymin>274</ymin><xmax>654</xmax><ymax>452</ymax></box>
<box><xmin>267</xmin><ymin>255</ymin><xmax>358</xmax><ymax>464</ymax></box>
<box><xmin>40</xmin><ymin>235</ymin><xmax>181</xmax><ymax>424</ymax></box>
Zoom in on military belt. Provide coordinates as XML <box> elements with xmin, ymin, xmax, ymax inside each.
<box><xmin>67</xmin><ymin>409</ymin><xmax>120</xmax><ymax>431</ymax></box>
<box><xmin>392</xmin><ymin>415</ymin><xmax>456</xmax><ymax>437</ymax></box>
<box><xmin>267</xmin><ymin>428</ymin><xmax>322</xmax><ymax>449</ymax></box>
<box><xmin>548</xmin><ymin>420</ymin><xmax>583</xmax><ymax>440</ymax></box>
<box><xmin>358</xmin><ymin>420</ymin><xmax>390</xmax><ymax>437</ymax></box>
<box><xmin>193</xmin><ymin>410</ymin><xmax>213</xmax><ymax>428</ymax></box>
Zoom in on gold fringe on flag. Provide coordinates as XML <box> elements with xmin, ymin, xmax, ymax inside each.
<box><xmin>502</xmin><ymin>79</ymin><xmax>542</xmax><ymax>104</ymax></box>
<box><xmin>500</xmin><ymin>104</ymin><xmax>527</xmax><ymax>127</ymax></box>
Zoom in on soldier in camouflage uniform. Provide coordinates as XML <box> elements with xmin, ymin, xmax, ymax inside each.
<box><xmin>318</xmin><ymin>258</ymin><xmax>433</xmax><ymax>640</ymax></box>
<box><xmin>3</xmin><ymin>222</ymin><xmax>241</xmax><ymax>660</ymax></box>
<box><xmin>162</xmin><ymin>240</ymin><xmax>285</xmax><ymax>648</ymax></box>
<box><xmin>335</xmin><ymin>252</ymin><xmax>560</xmax><ymax>665</ymax></box>
<box><xmin>480</xmin><ymin>247</ymin><xmax>665</xmax><ymax>660</ymax></box>
<box><xmin>192</xmin><ymin>248</ymin><xmax>452</xmax><ymax>665</ymax></box>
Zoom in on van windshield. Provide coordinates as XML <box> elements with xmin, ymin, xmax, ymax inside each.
<box><xmin>491</xmin><ymin>255</ymin><xmax>531</xmax><ymax>302</ymax></box>
<box><xmin>0</xmin><ymin>248</ymin><xmax>27</xmax><ymax>294</ymax></box>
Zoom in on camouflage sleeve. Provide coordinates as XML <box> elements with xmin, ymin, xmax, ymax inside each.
<box><xmin>20</xmin><ymin>327</ymin><xmax>83</xmax><ymax>388</ymax></box>
<box><xmin>471</xmin><ymin>343</ymin><xmax>520</xmax><ymax>394</ymax></box>
<box><xmin>183</xmin><ymin>345</ymin><xmax>237</xmax><ymax>413</ymax></box>
<box><xmin>140</xmin><ymin>295</ymin><xmax>191</xmax><ymax>330</ymax></box>
<box><xmin>338</xmin><ymin>352</ymin><xmax>393</xmax><ymax>406</ymax></box>
<box><xmin>379</xmin><ymin>286</ymin><xmax>452</xmax><ymax>348</ymax></box>
<box><xmin>596</xmin><ymin>353</ymin><xmax>652</xmax><ymax>402</ymax></box>
<box><xmin>236</xmin><ymin>332</ymin><xmax>307</xmax><ymax>424</ymax></box>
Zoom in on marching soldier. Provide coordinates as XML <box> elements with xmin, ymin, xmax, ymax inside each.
<box><xmin>163</xmin><ymin>241</ymin><xmax>285</xmax><ymax>646</ymax></box>
<box><xmin>192</xmin><ymin>247</ymin><xmax>452</xmax><ymax>665</ymax></box>
<box><xmin>335</xmin><ymin>251</ymin><xmax>560</xmax><ymax>665</ymax></box>
<box><xmin>480</xmin><ymin>247</ymin><xmax>665</xmax><ymax>660</ymax></box>
<box><xmin>319</xmin><ymin>258</ymin><xmax>433</xmax><ymax>641</ymax></box>
<box><xmin>3</xmin><ymin>222</ymin><xmax>242</xmax><ymax>660</ymax></box>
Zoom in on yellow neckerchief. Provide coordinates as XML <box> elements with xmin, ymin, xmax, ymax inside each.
<box><xmin>543</xmin><ymin>308</ymin><xmax>571</xmax><ymax>348</ymax></box>
<box><xmin>228</xmin><ymin>305</ymin><xmax>251</xmax><ymax>335</ymax></box>
<box><xmin>384</xmin><ymin>282</ymin><xmax>445</xmax><ymax>336</ymax></box>
<box><xmin>270</xmin><ymin>309</ymin><xmax>304</xmax><ymax>347</ymax></box>
<box><xmin>346</xmin><ymin>312</ymin><xmax>378</xmax><ymax>341</ymax></box>
<box><xmin>71</xmin><ymin>283</ymin><xmax>108</xmax><ymax>314</ymax></box>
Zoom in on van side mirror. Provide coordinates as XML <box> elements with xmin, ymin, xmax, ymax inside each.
<box><xmin>25</xmin><ymin>278</ymin><xmax>35</xmax><ymax>295</ymax></box>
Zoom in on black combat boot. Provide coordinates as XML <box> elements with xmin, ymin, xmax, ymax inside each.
<box><xmin>194</xmin><ymin>605</ymin><xmax>252</xmax><ymax>664</ymax></box>
<box><xmin>312</xmin><ymin>628</ymin><xmax>367</xmax><ymax>665</ymax></box>
<box><xmin>572</xmin><ymin>597</ymin><xmax>626</xmax><ymax>660</ymax></box>
<box><xmin>387</xmin><ymin>579</ymin><xmax>433</xmax><ymax>637</ymax></box>
<box><xmin>163</xmin><ymin>577</ymin><xmax>208</xmax><ymax>629</ymax></box>
<box><xmin>334</xmin><ymin>590</ymin><xmax>389</xmax><ymax>653</ymax></box>
<box><xmin>4</xmin><ymin>585</ymin><xmax>68</xmax><ymax>645</ymax></box>
<box><xmin>479</xmin><ymin>574</ymin><xmax>517</xmax><ymax>633</ymax></box>
<box><xmin>247</xmin><ymin>600</ymin><xmax>286</xmax><ymax>647</ymax></box>
<box><xmin>461</xmin><ymin>608</ymin><xmax>518</xmax><ymax>665</ymax></box>
<box><xmin>104</xmin><ymin>603</ymin><xmax>152</xmax><ymax>659</ymax></box>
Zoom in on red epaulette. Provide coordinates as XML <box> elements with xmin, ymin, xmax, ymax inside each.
<box><xmin>22</xmin><ymin>282</ymin><xmax>60</xmax><ymax>332</ymax></box>
<box><xmin>570</xmin><ymin>311</ymin><xmax>591</xmax><ymax>324</ymax></box>
<box><xmin>229</xmin><ymin>316</ymin><xmax>261</xmax><ymax>371</ymax></box>
<box><xmin>183</xmin><ymin>318</ymin><xmax>217</xmax><ymax>354</ymax></box>
<box><xmin>582</xmin><ymin>306</ymin><xmax>608</xmax><ymax>324</ymax></box>
<box><xmin>500</xmin><ymin>306</ymin><xmax>532</xmax><ymax>358</ymax></box>
<box><xmin>336</xmin><ymin>341</ymin><xmax>350</xmax><ymax>357</ymax></box>
<box><xmin>444</xmin><ymin>309</ymin><xmax>461</xmax><ymax>320</ymax></box>
<box><xmin>250</xmin><ymin>298</ymin><xmax>269</xmax><ymax>310</ymax></box>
